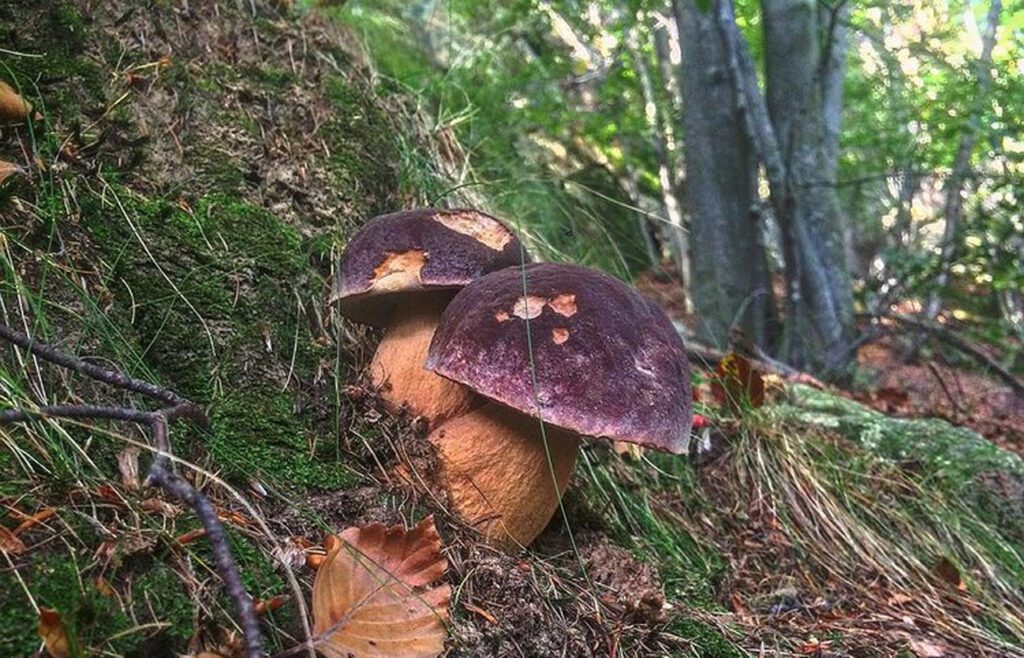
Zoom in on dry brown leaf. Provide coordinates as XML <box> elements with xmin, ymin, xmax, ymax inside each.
<box><xmin>117</xmin><ymin>447</ymin><xmax>141</xmax><ymax>489</ymax></box>
<box><xmin>0</xmin><ymin>159</ymin><xmax>23</xmax><ymax>185</ymax></box>
<box><xmin>0</xmin><ymin>525</ymin><xmax>27</xmax><ymax>554</ymax></box>
<box><xmin>38</xmin><ymin>607</ymin><xmax>71</xmax><ymax>658</ymax></box>
<box><xmin>908</xmin><ymin>638</ymin><xmax>948</xmax><ymax>657</ymax></box>
<box><xmin>13</xmin><ymin>507</ymin><xmax>56</xmax><ymax>534</ymax></box>
<box><xmin>312</xmin><ymin>515</ymin><xmax>451</xmax><ymax>658</ymax></box>
<box><xmin>931</xmin><ymin>556</ymin><xmax>966</xmax><ymax>590</ymax></box>
<box><xmin>0</xmin><ymin>80</ymin><xmax>32</xmax><ymax>121</ymax></box>
<box><xmin>711</xmin><ymin>352</ymin><xmax>766</xmax><ymax>412</ymax></box>
<box><xmin>887</xmin><ymin>591</ymin><xmax>914</xmax><ymax>606</ymax></box>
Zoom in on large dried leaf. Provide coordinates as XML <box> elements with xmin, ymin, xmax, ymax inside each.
<box><xmin>312</xmin><ymin>516</ymin><xmax>450</xmax><ymax>658</ymax></box>
<box><xmin>38</xmin><ymin>608</ymin><xmax>71</xmax><ymax>658</ymax></box>
<box><xmin>711</xmin><ymin>352</ymin><xmax>765</xmax><ymax>412</ymax></box>
<box><xmin>0</xmin><ymin>80</ymin><xmax>32</xmax><ymax>121</ymax></box>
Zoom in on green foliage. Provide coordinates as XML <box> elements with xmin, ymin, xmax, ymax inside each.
<box><xmin>332</xmin><ymin>0</ymin><xmax>658</xmax><ymax>279</ymax></box>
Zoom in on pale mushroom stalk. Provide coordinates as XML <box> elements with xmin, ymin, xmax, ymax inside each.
<box><xmin>427</xmin><ymin>402</ymin><xmax>578</xmax><ymax>548</ymax></box>
<box><xmin>369</xmin><ymin>292</ymin><xmax>475</xmax><ymax>423</ymax></box>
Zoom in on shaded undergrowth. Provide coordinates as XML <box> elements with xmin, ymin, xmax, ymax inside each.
<box><xmin>3</xmin><ymin>2</ymin><xmax>1024</xmax><ymax>658</ymax></box>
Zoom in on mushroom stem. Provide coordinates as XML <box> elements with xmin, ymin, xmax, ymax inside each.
<box><xmin>369</xmin><ymin>292</ymin><xmax>475</xmax><ymax>425</ymax></box>
<box><xmin>428</xmin><ymin>401</ymin><xmax>578</xmax><ymax>547</ymax></box>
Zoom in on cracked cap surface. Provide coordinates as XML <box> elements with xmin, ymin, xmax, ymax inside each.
<box><xmin>332</xmin><ymin>208</ymin><xmax>529</xmax><ymax>326</ymax></box>
<box><xmin>426</xmin><ymin>263</ymin><xmax>693</xmax><ymax>453</ymax></box>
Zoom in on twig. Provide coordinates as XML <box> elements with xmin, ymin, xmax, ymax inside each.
<box><xmin>861</xmin><ymin>313</ymin><xmax>1024</xmax><ymax>395</ymax></box>
<box><xmin>924</xmin><ymin>361</ymin><xmax>964</xmax><ymax>416</ymax></box>
<box><xmin>0</xmin><ymin>323</ymin><xmax>263</xmax><ymax>657</ymax></box>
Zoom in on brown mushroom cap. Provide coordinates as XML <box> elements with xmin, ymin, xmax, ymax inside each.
<box><xmin>332</xmin><ymin>208</ymin><xmax>529</xmax><ymax>326</ymax></box>
<box><xmin>426</xmin><ymin>263</ymin><xmax>693</xmax><ymax>453</ymax></box>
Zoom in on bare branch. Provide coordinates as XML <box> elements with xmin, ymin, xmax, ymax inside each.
<box><xmin>0</xmin><ymin>322</ymin><xmax>263</xmax><ymax>658</ymax></box>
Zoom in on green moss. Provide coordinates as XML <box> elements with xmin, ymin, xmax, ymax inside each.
<box><xmin>783</xmin><ymin>384</ymin><xmax>1024</xmax><ymax>484</ymax></box>
<box><xmin>71</xmin><ymin>187</ymin><xmax>358</xmax><ymax>491</ymax></box>
<box><xmin>0</xmin><ymin>0</ymin><xmax>104</xmax><ymax>121</ymax></box>
<box><xmin>0</xmin><ymin>554</ymin><xmax>199</xmax><ymax>656</ymax></box>
<box><xmin>666</xmin><ymin>618</ymin><xmax>745</xmax><ymax>658</ymax></box>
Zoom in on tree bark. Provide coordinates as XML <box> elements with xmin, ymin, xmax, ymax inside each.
<box><xmin>674</xmin><ymin>0</ymin><xmax>775</xmax><ymax>348</ymax></box>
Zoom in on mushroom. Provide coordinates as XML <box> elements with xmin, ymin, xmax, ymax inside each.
<box><xmin>332</xmin><ymin>208</ymin><xmax>529</xmax><ymax>424</ymax></box>
<box><xmin>425</xmin><ymin>263</ymin><xmax>693</xmax><ymax>547</ymax></box>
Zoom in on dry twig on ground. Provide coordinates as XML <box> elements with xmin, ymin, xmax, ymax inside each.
<box><xmin>0</xmin><ymin>322</ymin><xmax>263</xmax><ymax>658</ymax></box>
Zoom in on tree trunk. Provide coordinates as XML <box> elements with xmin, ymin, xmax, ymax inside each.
<box><xmin>629</xmin><ymin>28</ymin><xmax>690</xmax><ymax>301</ymax></box>
<box><xmin>760</xmin><ymin>0</ymin><xmax>855</xmax><ymax>376</ymax></box>
<box><xmin>674</xmin><ymin>0</ymin><xmax>775</xmax><ymax>348</ymax></box>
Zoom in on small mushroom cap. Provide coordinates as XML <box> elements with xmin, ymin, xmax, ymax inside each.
<box><xmin>426</xmin><ymin>263</ymin><xmax>693</xmax><ymax>453</ymax></box>
<box><xmin>332</xmin><ymin>208</ymin><xmax>529</xmax><ymax>326</ymax></box>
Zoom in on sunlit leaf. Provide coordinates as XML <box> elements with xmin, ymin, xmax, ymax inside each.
<box><xmin>38</xmin><ymin>608</ymin><xmax>71</xmax><ymax>658</ymax></box>
<box><xmin>0</xmin><ymin>80</ymin><xmax>32</xmax><ymax>121</ymax></box>
<box><xmin>312</xmin><ymin>516</ymin><xmax>450</xmax><ymax>658</ymax></box>
<box><xmin>711</xmin><ymin>353</ymin><xmax>765</xmax><ymax>411</ymax></box>
<box><xmin>0</xmin><ymin>526</ymin><xmax>26</xmax><ymax>554</ymax></box>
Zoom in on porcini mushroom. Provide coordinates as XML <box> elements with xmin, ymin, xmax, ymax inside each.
<box><xmin>425</xmin><ymin>263</ymin><xmax>693</xmax><ymax>547</ymax></box>
<box><xmin>332</xmin><ymin>208</ymin><xmax>529</xmax><ymax>424</ymax></box>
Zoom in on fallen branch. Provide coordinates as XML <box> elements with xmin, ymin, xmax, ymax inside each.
<box><xmin>0</xmin><ymin>323</ymin><xmax>263</xmax><ymax>658</ymax></box>
<box><xmin>680</xmin><ymin>328</ymin><xmax>825</xmax><ymax>388</ymax></box>
<box><xmin>860</xmin><ymin>312</ymin><xmax>1024</xmax><ymax>395</ymax></box>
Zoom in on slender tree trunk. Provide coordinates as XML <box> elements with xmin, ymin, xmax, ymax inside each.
<box><xmin>629</xmin><ymin>28</ymin><xmax>690</xmax><ymax>299</ymax></box>
<box><xmin>758</xmin><ymin>0</ymin><xmax>855</xmax><ymax>375</ymax></box>
<box><xmin>674</xmin><ymin>0</ymin><xmax>775</xmax><ymax>348</ymax></box>
<box><xmin>619</xmin><ymin>148</ymin><xmax>662</xmax><ymax>268</ymax></box>
<box><xmin>923</xmin><ymin>0</ymin><xmax>1002</xmax><ymax>321</ymax></box>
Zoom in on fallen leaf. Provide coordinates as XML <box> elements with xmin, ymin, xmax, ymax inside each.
<box><xmin>254</xmin><ymin>594</ymin><xmax>290</xmax><ymax>615</ymax></box>
<box><xmin>0</xmin><ymin>526</ymin><xmax>27</xmax><ymax>554</ymax></box>
<box><xmin>312</xmin><ymin>515</ymin><xmax>451</xmax><ymax>658</ymax></box>
<box><xmin>176</xmin><ymin>528</ymin><xmax>207</xmax><ymax>545</ymax></box>
<box><xmin>38</xmin><ymin>607</ymin><xmax>71</xmax><ymax>658</ymax></box>
<box><xmin>908</xmin><ymin>638</ymin><xmax>947</xmax><ymax>657</ymax></box>
<box><xmin>0</xmin><ymin>80</ymin><xmax>33</xmax><ymax>121</ymax></box>
<box><xmin>728</xmin><ymin>591</ymin><xmax>748</xmax><ymax>616</ymax></box>
<box><xmin>141</xmin><ymin>497</ymin><xmax>181</xmax><ymax>518</ymax></box>
<box><xmin>95</xmin><ymin>577</ymin><xmax>115</xmax><ymax>597</ymax></box>
<box><xmin>463</xmin><ymin>602</ymin><xmax>498</xmax><ymax>625</ymax></box>
<box><xmin>797</xmin><ymin>638</ymin><xmax>832</xmax><ymax>654</ymax></box>
<box><xmin>711</xmin><ymin>353</ymin><xmax>765</xmax><ymax>412</ymax></box>
<box><xmin>0</xmin><ymin>159</ymin><xmax>24</xmax><ymax>185</ymax></box>
<box><xmin>931</xmin><ymin>556</ymin><xmax>966</xmax><ymax>591</ymax></box>
<box><xmin>117</xmin><ymin>447</ymin><xmax>141</xmax><ymax>489</ymax></box>
<box><xmin>13</xmin><ymin>507</ymin><xmax>56</xmax><ymax>534</ymax></box>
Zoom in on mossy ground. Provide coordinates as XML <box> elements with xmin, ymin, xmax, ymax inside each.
<box><xmin>4</xmin><ymin>1</ymin><xmax>1023</xmax><ymax>657</ymax></box>
<box><xmin>0</xmin><ymin>0</ymin><xmax>406</xmax><ymax>654</ymax></box>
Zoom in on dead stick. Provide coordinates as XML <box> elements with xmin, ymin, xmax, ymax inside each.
<box><xmin>0</xmin><ymin>323</ymin><xmax>263</xmax><ymax>657</ymax></box>
<box><xmin>861</xmin><ymin>313</ymin><xmax>1024</xmax><ymax>395</ymax></box>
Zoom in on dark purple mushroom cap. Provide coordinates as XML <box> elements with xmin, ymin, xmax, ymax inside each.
<box><xmin>425</xmin><ymin>263</ymin><xmax>693</xmax><ymax>453</ymax></box>
<box><xmin>332</xmin><ymin>208</ymin><xmax>530</xmax><ymax>326</ymax></box>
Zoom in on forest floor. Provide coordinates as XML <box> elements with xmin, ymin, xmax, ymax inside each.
<box><xmin>1</xmin><ymin>2</ymin><xmax>1023</xmax><ymax>658</ymax></box>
